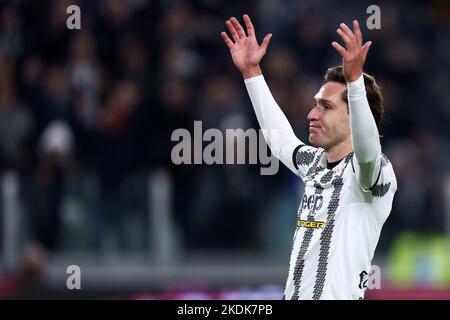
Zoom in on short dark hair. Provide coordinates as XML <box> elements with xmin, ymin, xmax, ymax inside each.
<box><xmin>324</xmin><ymin>66</ymin><xmax>384</xmax><ymax>129</ymax></box>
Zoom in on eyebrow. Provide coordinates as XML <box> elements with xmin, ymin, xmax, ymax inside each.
<box><xmin>314</xmin><ymin>98</ymin><xmax>335</xmax><ymax>107</ymax></box>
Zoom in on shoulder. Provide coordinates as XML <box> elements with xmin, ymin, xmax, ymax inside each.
<box><xmin>348</xmin><ymin>152</ymin><xmax>397</xmax><ymax>197</ymax></box>
<box><xmin>293</xmin><ymin>145</ymin><xmax>323</xmax><ymax>170</ymax></box>
<box><xmin>379</xmin><ymin>153</ymin><xmax>397</xmax><ymax>182</ymax></box>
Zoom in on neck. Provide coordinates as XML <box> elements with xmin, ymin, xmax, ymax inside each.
<box><xmin>326</xmin><ymin>139</ymin><xmax>352</xmax><ymax>163</ymax></box>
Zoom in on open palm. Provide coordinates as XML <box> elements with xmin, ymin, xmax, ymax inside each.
<box><xmin>332</xmin><ymin>20</ymin><xmax>372</xmax><ymax>82</ymax></box>
<box><xmin>221</xmin><ymin>15</ymin><xmax>272</xmax><ymax>77</ymax></box>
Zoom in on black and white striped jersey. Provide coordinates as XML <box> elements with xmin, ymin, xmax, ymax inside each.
<box><xmin>244</xmin><ymin>74</ymin><xmax>397</xmax><ymax>300</ymax></box>
<box><xmin>283</xmin><ymin>146</ymin><xmax>396</xmax><ymax>300</ymax></box>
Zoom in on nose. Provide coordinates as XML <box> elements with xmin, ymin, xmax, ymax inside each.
<box><xmin>307</xmin><ymin>106</ymin><xmax>320</xmax><ymax>122</ymax></box>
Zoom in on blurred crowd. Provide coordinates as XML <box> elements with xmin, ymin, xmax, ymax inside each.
<box><xmin>0</xmin><ymin>0</ymin><xmax>449</xmax><ymax>275</ymax></box>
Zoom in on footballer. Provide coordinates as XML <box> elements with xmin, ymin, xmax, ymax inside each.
<box><xmin>221</xmin><ymin>15</ymin><xmax>397</xmax><ymax>300</ymax></box>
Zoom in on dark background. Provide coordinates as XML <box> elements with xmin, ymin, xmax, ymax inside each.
<box><xmin>0</xmin><ymin>0</ymin><xmax>448</xmax><ymax>299</ymax></box>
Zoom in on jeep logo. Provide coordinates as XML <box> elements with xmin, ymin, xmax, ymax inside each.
<box><xmin>301</xmin><ymin>194</ymin><xmax>323</xmax><ymax>212</ymax></box>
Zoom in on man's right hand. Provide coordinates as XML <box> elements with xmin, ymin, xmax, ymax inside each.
<box><xmin>221</xmin><ymin>14</ymin><xmax>272</xmax><ymax>79</ymax></box>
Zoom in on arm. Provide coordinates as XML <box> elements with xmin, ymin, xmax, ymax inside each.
<box><xmin>333</xmin><ymin>20</ymin><xmax>381</xmax><ymax>189</ymax></box>
<box><xmin>221</xmin><ymin>15</ymin><xmax>307</xmax><ymax>175</ymax></box>
<box><xmin>348</xmin><ymin>75</ymin><xmax>381</xmax><ymax>190</ymax></box>
<box><xmin>244</xmin><ymin>74</ymin><xmax>304</xmax><ymax>174</ymax></box>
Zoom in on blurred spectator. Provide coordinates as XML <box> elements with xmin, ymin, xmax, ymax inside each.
<box><xmin>24</xmin><ymin>121</ymin><xmax>74</xmax><ymax>252</ymax></box>
<box><xmin>0</xmin><ymin>60</ymin><xmax>33</xmax><ymax>171</ymax></box>
<box><xmin>0</xmin><ymin>5</ymin><xmax>23</xmax><ymax>62</ymax></box>
<box><xmin>90</xmin><ymin>79</ymin><xmax>141</xmax><ymax>252</ymax></box>
<box><xmin>0</xmin><ymin>0</ymin><xmax>446</xmax><ymax>277</ymax></box>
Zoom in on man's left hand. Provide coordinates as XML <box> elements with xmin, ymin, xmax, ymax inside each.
<box><xmin>332</xmin><ymin>20</ymin><xmax>372</xmax><ymax>82</ymax></box>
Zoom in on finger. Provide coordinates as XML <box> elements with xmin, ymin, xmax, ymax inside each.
<box><xmin>332</xmin><ymin>41</ymin><xmax>347</xmax><ymax>58</ymax></box>
<box><xmin>221</xmin><ymin>31</ymin><xmax>234</xmax><ymax>50</ymax></box>
<box><xmin>260</xmin><ymin>33</ymin><xmax>272</xmax><ymax>53</ymax></box>
<box><xmin>337</xmin><ymin>28</ymin><xmax>352</xmax><ymax>49</ymax></box>
<box><xmin>339</xmin><ymin>23</ymin><xmax>355</xmax><ymax>40</ymax></box>
<box><xmin>243</xmin><ymin>14</ymin><xmax>255</xmax><ymax>38</ymax></box>
<box><xmin>230</xmin><ymin>17</ymin><xmax>246</xmax><ymax>38</ymax></box>
<box><xmin>353</xmin><ymin>20</ymin><xmax>362</xmax><ymax>46</ymax></box>
<box><xmin>226</xmin><ymin>20</ymin><xmax>240</xmax><ymax>42</ymax></box>
<box><xmin>362</xmin><ymin>41</ymin><xmax>372</xmax><ymax>61</ymax></box>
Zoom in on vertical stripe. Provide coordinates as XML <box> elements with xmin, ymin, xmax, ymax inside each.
<box><xmin>283</xmin><ymin>223</ymin><xmax>299</xmax><ymax>300</ymax></box>
<box><xmin>290</xmin><ymin>154</ymin><xmax>334</xmax><ymax>300</ymax></box>
<box><xmin>288</xmin><ymin>150</ymin><xmax>325</xmax><ymax>299</ymax></box>
<box><xmin>291</xmin><ymin>184</ymin><xmax>324</xmax><ymax>300</ymax></box>
<box><xmin>312</xmin><ymin>153</ymin><xmax>353</xmax><ymax>299</ymax></box>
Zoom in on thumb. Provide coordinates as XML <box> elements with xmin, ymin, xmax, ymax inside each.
<box><xmin>362</xmin><ymin>41</ymin><xmax>372</xmax><ymax>61</ymax></box>
<box><xmin>260</xmin><ymin>33</ymin><xmax>272</xmax><ymax>53</ymax></box>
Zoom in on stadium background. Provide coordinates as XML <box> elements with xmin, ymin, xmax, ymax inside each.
<box><xmin>0</xmin><ymin>0</ymin><xmax>449</xmax><ymax>299</ymax></box>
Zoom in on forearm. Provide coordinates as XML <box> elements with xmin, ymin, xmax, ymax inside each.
<box><xmin>244</xmin><ymin>74</ymin><xmax>302</xmax><ymax>169</ymax></box>
<box><xmin>348</xmin><ymin>74</ymin><xmax>381</xmax><ymax>188</ymax></box>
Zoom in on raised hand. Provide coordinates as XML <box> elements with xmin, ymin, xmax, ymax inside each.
<box><xmin>221</xmin><ymin>14</ymin><xmax>272</xmax><ymax>79</ymax></box>
<box><xmin>332</xmin><ymin>20</ymin><xmax>372</xmax><ymax>82</ymax></box>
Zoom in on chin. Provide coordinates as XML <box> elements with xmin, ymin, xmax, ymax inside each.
<box><xmin>309</xmin><ymin>137</ymin><xmax>331</xmax><ymax>150</ymax></box>
<box><xmin>308</xmin><ymin>136</ymin><xmax>321</xmax><ymax>148</ymax></box>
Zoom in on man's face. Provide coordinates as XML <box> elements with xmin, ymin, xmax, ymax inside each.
<box><xmin>307</xmin><ymin>81</ymin><xmax>350</xmax><ymax>150</ymax></box>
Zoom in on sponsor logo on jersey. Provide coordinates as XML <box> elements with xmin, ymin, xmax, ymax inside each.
<box><xmin>297</xmin><ymin>219</ymin><xmax>326</xmax><ymax>229</ymax></box>
<box><xmin>301</xmin><ymin>194</ymin><xmax>323</xmax><ymax>212</ymax></box>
